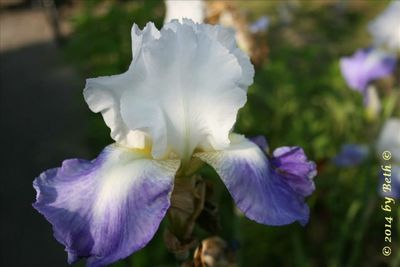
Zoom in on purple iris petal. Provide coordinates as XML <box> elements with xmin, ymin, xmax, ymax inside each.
<box><xmin>196</xmin><ymin>135</ymin><xmax>316</xmax><ymax>226</ymax></box>
<box><xmin>333</xmin><ymin>144</ymin><xmax>369</xmax><ymax>167</ymax></box>
<box><xmin>271</xmin><ymin>146</ymin><xmax>316</xmax><ymax>197</ymax></box>
<box><xmin>340</xmin><ymin>48</ymin><xmax>397</xmax><ymax>94</ymax></box>
<box><xmin>33</xmin><ymin>144</ymin><xmax>179</xmax><ymax>267</ymax></box>
<box><xmin>249</xmin><ymin>135</ymin><xmax>269</xmax><ymax>152</ymax></box>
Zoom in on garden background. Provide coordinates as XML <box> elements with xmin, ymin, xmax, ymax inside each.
<box><xmin>0</xmin><ymin>0</ymin><xmax>398</xmax><ymax>266</ymax></box>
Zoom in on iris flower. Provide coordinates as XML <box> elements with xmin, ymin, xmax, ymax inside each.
<box><xmin>339</xmin><ymin>48</ymin><xmax>397</xmax><ymax>97</ymax></box>
<box><xmin>33</xmin><ymin>20</ymin><xmax>316</xmax><ymax>267</ymax></box>
<box><xmin>340</xmin><ymin>2</ymin><xmax>400</xmax><ymax>102</ymax></box>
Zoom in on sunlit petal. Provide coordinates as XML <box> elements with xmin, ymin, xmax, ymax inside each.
<box><xmin>33</xmin><ymin>145</ymin><xmax>180</xmax><ymax>266</ymax></box>
<box><xmin>195</xmin><ymin>134</ymin><xmax>315</xmax><ymax>226</ymax></box>
<box><xmin>120</xmin><ymin>20</ymin><xmax>253</xmax><ymax>160</ymax></box>
<box><xmin>84</xmin><ymin>23</ymin><xmax>160</xmax><ymax>149</ymax></box>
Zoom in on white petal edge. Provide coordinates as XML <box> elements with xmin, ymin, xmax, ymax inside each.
<box><xmin>83</xmin><ymin>22</ymin><xmax>161</xmax><ymax>149</ymax></box>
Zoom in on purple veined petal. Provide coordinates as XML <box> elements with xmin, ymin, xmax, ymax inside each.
<box><xmin>33</xmin><ymin>144</ymin><xmax>180</xmax><ymax>267</ymax></box>
<box><xmin>271</xmin><ymin>146</ymin><xmax>316</xmax><ymax>197</ymax></box>
<box><xmin>339</xmin><ymin>48</ymin><xmax>397</xmax><ymax>95</ymax></box>
<box><xmin>195</xmin><ymin>134</ymin><xmax>316</xmax><ymax>226</ymax></box>
<box><xmin>332</xmin><ymin>144</ymin><xmax>369</xmax><ymax>167</ymax></box>
<box><xmin>251</xmin><ymin>137</ymin><xmax>315</xmax><ymax>196</ymax></box>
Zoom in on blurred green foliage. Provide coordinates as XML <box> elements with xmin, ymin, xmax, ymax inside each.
<box><xmin>64</xmin><ymin>1</ymin><xmax>399</xmax><ymax>266</ymax></box>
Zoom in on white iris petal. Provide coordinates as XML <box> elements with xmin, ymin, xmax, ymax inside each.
<box><xmin>84</xmin><ymin>19</ymin><xmax>254</xmax><ymax>161</ymax></box>
<box><xmin>84</xmin><ymin>22</ymin><xmax>161</xmax><ymax>149</ymax></box>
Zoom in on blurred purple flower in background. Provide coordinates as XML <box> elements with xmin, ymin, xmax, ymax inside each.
<box><xmin>339</xmin><ymin>48</ymin><xmax>397</xmax><ymax>98</ymax></box>
<box><xmin>33</xmin><ymin>20</ymin><xmax>316</xmax><ymax>267</ymax></box>
<box><xmin>249</xmin><ymin>16</ymin><xmax>269</xmax><ymax>33</ymax></box>
<box><xmin>333</xmin><ymin>144</ymin><xmax>369</xmax><ymax>167</ymax></box>
<box><xmin>340</xmin><ymin>1</ymin><xmax>400</xmax><ymax>104</ymax></box>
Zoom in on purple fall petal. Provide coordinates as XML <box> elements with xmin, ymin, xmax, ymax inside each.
<box><xmin>195</xmin><ymin>135</ymin><xmax>316</xmax><ymax>226</ymax></box>
<box><xmin>340</xmin><ymin>48</ymin><xmax>397</xmax><ymax>95</ymax></box>
<box><xmin>271</xmin><ymin>146</ymin><xmax>316</xmax><ymax>197</ymax></box>
<box><xmin>33</xmin><ymin>144</ymin><xmax>180</xmax><ymax>267</ymax></box>
<box><xmin>249</xmin><ymin>135</ymin><xmax>269</xmax><ymax>152</ymax></box>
